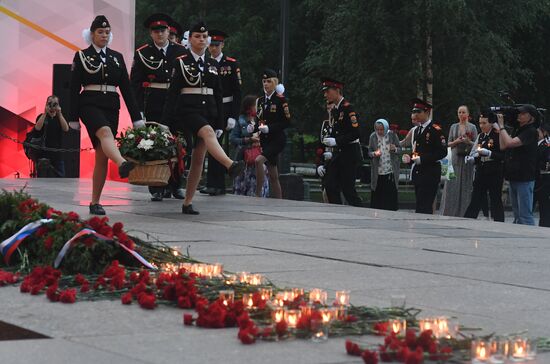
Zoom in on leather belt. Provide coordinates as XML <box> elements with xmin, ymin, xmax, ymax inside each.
<box><xmin>146</xmin><ymin>82</ymin><xmax>170</xmax><ymax>89</ymax></box>
<box><xmin>83</xmin><ymin>84</ymin><xmax>117</xmax><ymax>92</ymax></box>
<box><xmin>222</xmin><ymin>96</ymin><xmax>233</xmax><ymax>103</ymax></box>
<box><xmin>180</xmin><ymin>87</ymin><xmax>214</xmax><ymax>95</ymax></box>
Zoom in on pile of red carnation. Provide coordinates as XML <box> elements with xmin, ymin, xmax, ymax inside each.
<box><xmin>19</xmin><ymin>266</ymin><xmax>76</xmax><ymax>303</ymax></box>
<box><xmin>0</xmin><ymin>269</ymin><xmax>19</xmax><ymax>286</ymax></box>
<box><xmin>346</xmin><ymin>329</ymin><xmax>453</xmax><ymax>364</ymax></box>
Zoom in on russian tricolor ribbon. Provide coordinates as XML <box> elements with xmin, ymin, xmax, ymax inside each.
<box><xmin>0</xmin><ymin>219</ymin><xmax>53</xmax><ymax>264</ymax></box>
<box><xmin>54</xmin><ymin>228</ymin><xmax>156</xmax><ymax>270</ymax></box>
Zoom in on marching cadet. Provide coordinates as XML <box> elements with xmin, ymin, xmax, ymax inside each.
<box><xmin>319</xmin><ymin>78</ymin><xmax>363</xmax><ymax>207</ymax></box>
<box><xmin>249</xmin><ymin>69</ymin><xmax>290</xmax><ymax>198</ymax></box>
<box><xmin>162</xmin><ymin>21</ymin><xmax>244</xmax><ymax>215</ymax></box>
<box><xmin>130</xmin><ymin>13</ymin><xmax>187</xmax><ymax>201</ymax></box>
<box><xmin>463</xmin><ymin>111</ymin><xmax>505</xmax><ymax>222</ymax></box>
<box><xmin>201</xmin><ymin>30</ymin><xmax>242</xmax><ymax>196</ymax></box>
<box><xmin>69</xmin><ymin>15</ymin><xmax>143</xmax><ymax>215</ymax></box>
<box><xmin>402</xmin><ymin>98</ymin><xmax>447</xmax><ymax>214</ymax></box>
<box><xmin>168</xmin><ymin>20</ymin><xmax>183</xmax><ymax>43</ymax></box>
<box><xmin>535</xmin><ymin>122</ymin><xmax>550</xmax><ymax>227</ymax></box>
<box><xmin>316</xmin><ymin>100</ymin><xmax>336</xmax><ymax>203</ymax></box>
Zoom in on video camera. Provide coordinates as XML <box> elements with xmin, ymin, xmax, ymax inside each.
<box><xmin>489</xmin><ymin>92</ymin><xmax>545</xmax><ymax>128</ymax></box>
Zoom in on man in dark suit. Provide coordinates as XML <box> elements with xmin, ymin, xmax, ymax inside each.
<box><xmin>403</xmin><ymin>99</ymin><xmax>447</xmax><ymax>214</ymax></box>
<box><xmin>200</xmin><ymin>30</ymin><xmax>242</xmax><ymax>196</ymax></box>
<box><xmin>130</xmin><ymin>13</ymin><xmax>187</xmax><ymax>201</ymax></box>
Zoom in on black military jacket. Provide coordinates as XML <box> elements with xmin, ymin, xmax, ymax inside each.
<box><xmin>328</xmin><ymin>99</ymin><xmax>360</xmax><ymax>149</ymax></box>
<box><xmin>256</xmin><ymin>92</ymin><xmax>291</xmax><ymax>143</ymax></box>
<box><xmin>130</xmin><ymin>41</ymin><xmax>186</xmax><ymax>120</ymax></box>
<box><xmin>474</xmin><ymin>129</ymin><xmax>503</xmax><ymax>166</ymax></box>
<box><xmin>413</xmin><ymin>121</ymin><xmax>447</xmax><ymax>165</ymax></box>
<box><xmin>217</xmin><ymin>54</ymin><xmax>242</xmax><ymax>121</ymax></box>
<box><xmin>69</xmin><ymin>45</ymin><xmax>141</xmax><ymax>122</ymax></box>
<box><xmin>162</xmin><ymin>49</ymin><xmax>223</xmax><ymax>129</ymax></box>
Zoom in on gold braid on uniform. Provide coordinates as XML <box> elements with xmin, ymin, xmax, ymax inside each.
<box><xmin>78</xmin><ymin>51</ymin><xmax>102</xmax><ymax>74</ymax></box>
<box><xmin>180</xmin><ymin>60</ymin><xmax>201</xmax><ymax>86</ymax></box>
<box><xmin>137</xmin><ymin>50</ymin><xmax>164</xmax><ymax>70</ymax></box>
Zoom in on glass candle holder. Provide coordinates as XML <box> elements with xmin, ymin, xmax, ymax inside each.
<box><xmin>282</xmin><ymin>290</ymin><xmax>294</xmax><ymax>302</ymax></box>
<box><xmin>310</xmin><ymin>318</ymin><xmax>329</xmax><ymax>343</ymax></box>
<box><xmin>284</xmin><ymin>308</ymin><xmax>300</xmax><ymax>329</ymax></box>
<box><xmin>471</xmin><ymin>339</ymin><xmax>490</xmax><ymax>363</ymax></box>
<box><xmin>271</xmin><ymin>307</ymin><xmax>285</xmax><ymax>323</ymax></box>
<box><xmin>511</xmin><ymin>337</ymin><xmax>535</xmax><ymax>362</ymax></box>
<box><xmin>248</xmin><ymin>274</ymin><xmax>263</xmax><ymax>286</ymax></box>
<box><xmin>389</xmin><ymin>319</ymin><xmax>407</xmax><ymax>336</ymax></box>
<box><xmin>335</xmin><ymin>290</ymin><xmax>351</xmax><ymax>306</ymax></box>
<box><xmin>300</xmin><ymin>304</ymin><xmax>313</xmax><ymax>317</ymax></box>
<box><xmin>273</xmin><ymin>293</ymin><xmax>286</xmax><ymax>307</ymax></box>
<box><xmin>292</xmin><ymin>288</ymin><xmax>304</xmax><ymax>300</ymax></box>
<box><xmin>219</xmin><ymin>290</ymin><xmax>234</xmax><ymax>306</ymax></box>
<box><xmin>258</xmin><ymin>287</ymin><xmax>272</xmax><ymax>301</ymax></box>
<box><xmin>242</xmin><ymin>293</ymin><xmax>255</xmax><ymax>309</ymax></box>
<box><xmin>319</xmin><ymin>307</ymin><xmax>337</xmax><ymax>324</ymax></box>
<box><xmin>435</xmin><ymin>317</ymin><xmax>450</xmax><ymax>339</ymax></box>
<box><xmin>211</xmin><ymin>263</ymin><xmax>223</xmax><ymax>277</ymax></box>
<box><xmin>489</xmin><ymin>337</ymin><xmax>509</xmax><ymax>364</ymax></box>
<box><xmin>237</xmin><ymin>271</ymin><xmax>250</xmax><ymax>283</ymax></box>
<box><xmin>390</xmin><ymin>294</ymin><xmax>406</xmax><ymax>308</ymax></box>
<box><xmin>418</xmin><ymin>318</ymin><xmax>435</xmax><ymax>332</ymax></box>
<box><xmin>309</xmin><ymin>289</ymin><xmax>328</xmax><ymax>304</ymax></box>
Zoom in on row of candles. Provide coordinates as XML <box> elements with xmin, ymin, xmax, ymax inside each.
<box><xmin>472</xmin><ymin>337</ymin><xmax>537</xmax><ymax>363</ymax></box>
<box><xmin>219</xmin><ymin>288</ymin><xmax>351</xmax><ymax>309</ymax></box>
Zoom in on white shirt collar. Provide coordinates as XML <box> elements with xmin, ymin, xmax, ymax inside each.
<box><xmin>265</xmin><ymin>90</ymin><xmax>275</xmax><ymax>100</ymax></box>
<box><xmin>214</xmin><ymin>53</ymin><xmax>223</xmax><ymax>63</ymax></box>
<box><xmin>92</xmin><ymin>44</ymin><xmax>107</xmax><ymax>54</ymax></box>
<box><xmin>155</xmin><ymin>41</ymin><xmax>169</xmax><ymax>54</ymax></box>
<box><xmin>190</xmin><ymin>49</ymin><xmax>205</xmax><ymax>63</ymax></box>
<box><xmin>420</xmin><ymin>119</ymin><xmax>432</xmax><ymax>129</ymax></box>
<box><xmin>335</xmin><ymin>97</ymin><xmax>344</xmax><ymax>109</ymax></box>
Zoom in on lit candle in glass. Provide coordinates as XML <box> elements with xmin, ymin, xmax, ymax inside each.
<box><xmin>418</xmin><ymin>318</ymin><xmax>434</xmax><ymax>332</ymax></box>
<box><xmin>512</xmin><ymin>337</ymin><xmax>528</xmax><ymax>361</ymax></box>
<box><xmin>225</xmin><ymin>274</ymin><xmax>237</xmax><ymax>285</ymax></box>
<box><xmin>258</xmin><ymin>288</ymin><xmax>272</xmax><ymax>301</ymax></box>
<box><xmin>335</xmin><ymin>290</ymin><xmax>350</xmax><ymax>306</ymax></box>
<box><xmin>300</xmin><ymin>304</ymin><xmax>313</xmax><ymax>317</ymax></box>
<box><xmin>489</xmin><ymin>337</ymin><xmax>509</xmax><ymax>364</ymax></box>
<box><xmin>472</xmin><ymin>339</ymin><xmax>490</xmax><ymax>363</ymax></box>
<box><xmin>248</xmin><ymin>274</ymin><xmax>263</xmax><ymax>286</ymax></box>
<box><xmin>311</xmin><ymin>318</ymin><xmax>328</xmax><ymax>343</ymax></box>
<box><xmin>435</xmin><ymin>317</ymin><xmax>449</xmax><ymax>339</ymax></box>
<box><xmin>309</xmin><ymin>289</ymin><xmax>328</xmax><ymax>304</ymax></box>
<box><xmin>273</xmin><ymin>293</ymin><xmax>285</xmax><ymax>307</ymax></box>
<box><xmin>219</xmin><ymin>290</ymin><xmax>234</xmax><ymax>306</ymax></box>
<box><xmin>284</xmin><ymin>309</ymin><xmax>300</xmax><ymax>329</ymax></box>
<box><xmin>237</xmin><ymin>272</ymin><xmax>249</xmax><ymax>283</ymax></box>
<box><xmin>211</xmin><ymin>263</ymin><xmax>223</xmax><ymax>277</ymax></box>
<box><xmin>272</xmin><ymin>307</ymin><xmax>285</xmax><ymax>323</ymax></box>
<box><xmin>390</xmin><ymin>319</ymin><xmax>407</xmax><ymax>336</ymax></box>
<box><xmin>242</xmin><ymin>293</ymin><xmax>255</xmax><ymax>309</ymax></box>
<box><xmin>292</xmin><ymin>288</ymin><xmax>304</xmax><ymax>299</ymax></box>
<box><xmin>282</xmin><ymin>290</ymin><xmax>294</xmax><ymax>302</ymax></box>
<box><xmin>320</xmin><ymin>308</ymin><xmax>336</xmax><ymax>323</ymax></box>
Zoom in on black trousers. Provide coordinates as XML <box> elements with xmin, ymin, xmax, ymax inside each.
<box><xmin>536</xmin><ymin>174</ymin><xmax>550</xmax><ymax>227</ymax></box>
<box><xmin>412</xmin><ymin>164</ymin><xmax>440</xmax><ymax>214</ymax></box>
<box><xmin>371</xmin><ymin>174</ymin><xmax>398</xmax><ymax>211</ymax></box>
<box><xmin>464</xmin><ymin>165</ymin><xmax>504</xmax><ymax>222</ymax></box>
<box><xmin>325</xmin><ymin>146</ymin><xmax>363</xmax><ymax>207</ymax></box>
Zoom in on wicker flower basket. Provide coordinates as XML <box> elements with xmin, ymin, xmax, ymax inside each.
<box><xmin>125</xmin><ymin>158</ymin><xmax>176</xmax><ymax>187</ymax></box>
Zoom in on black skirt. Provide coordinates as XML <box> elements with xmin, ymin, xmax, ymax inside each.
<box><xmin>261</xmin><ymin>136</ymin><xmax>285</xmax><ymax>166</ymax></box>
<box><xmin>171</xmin><ymin>113</ymin><xmax>210</xmax><ymax>136</ymax></box>
<box><xmin>80</xmin><ymin>105</ymin><xmax>119</xmax><ymax>148</ymax></box>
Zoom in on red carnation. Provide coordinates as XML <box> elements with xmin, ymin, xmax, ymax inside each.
<box><xmin>138</xmin><ymin>292</ymin><xmax>156</xmax><ymax>309</ymax></box>
<box><xmin>112</xmin><ymin>222</ymin><xmax>124</xmax><ymax>235</ymax></box>
<box><xmin>177</xmin><ymin>295</ymin><xmax>192</xmax><ymax>309</ymax></box>
<box><xmin>345</xmin><ymin>340</ymin><xmax>363</xmax><ymax>356</ymax></box>
<box><xmin>361</xmin><ymin>349</ymin><xmax>379</xmax><ymax>364</ymax></box>
<box><xmin>121</xmin><ymin>292</ymin><xmax>133</xmax><ymax>305</ymax></box>
<box><xmin>43</xmin><ymin>236</ymin><xmax>54</xmax><ymax>250</ymax></box>
<box><xmin>59</xmin><ymin>288</ymin><xmax>77</xmax><ymax>303</ymax></box>
<box><xmin>183</xmin><ymin>314</ymin><xmax>194</xmax><ymax>326</ymax></box>
<box><xmin>275</xmin><ymin>320</ymin><xmax>288</xmax><ymax>337</ymax></box>
<box><xmin>35</xmin><ymin>226</ymin><xmax>48</xmax><ymax>237</ymax></box>
<box><xmin>80</xmin><ymin>283</ymin><xmax>90</xmax><ymax>293</ymax></box>
<box><xmin>65</xmin><ymin>211</ymin><xmax>80</xmax><ymax>221</ymax></box>
<box><xmin>374</xmin><ymin>321</ymin><xmax>389</xmax><ymax>336</ymax></box>
<box><xmin>46</xmin><ymin>284</ymin><xmax>60</xmax><ymax>302</ymax></box>
<box><xmin>238</xmin><ymin>327</ymin><xmax>257</xmax><ymax>345</ymax></box>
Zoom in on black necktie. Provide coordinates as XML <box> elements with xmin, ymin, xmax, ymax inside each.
<box><xmin>197</xmin><ymin>57</ymin><xmax>204</xmax><ymax>71</ymax></box>
<box><xmin>98</xmin><ymin>50</ymin><xmax>106</xmax><ymax>63</ymax></box>
<box><xmin>161</xmin><ymin>48</ymin><xmax>166</xmax><ymax>56</ymax></box>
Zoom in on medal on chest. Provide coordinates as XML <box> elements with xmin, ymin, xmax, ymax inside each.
<box><xmin>270</xmin><ymin>104</ymin><xmax>277</xmax><ymax>112</ymax></box>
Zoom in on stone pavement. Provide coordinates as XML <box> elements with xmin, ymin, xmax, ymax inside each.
<box><xmin>0</xmin><ymin>178</ymin><xmax>549</xmax><ymax>364</ymax></box>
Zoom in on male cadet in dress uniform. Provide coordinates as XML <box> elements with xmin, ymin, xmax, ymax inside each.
<box><xmin>320</xmin><ymin>78</ymin><xmax>363</xmax><ymax>207</ymax></box>
<box><xmin>130</xmin><ymin>13</ymin><xmax>187</xmax><ymax>201</ymax></box>
<box><xmin>200</xmin><ymin>30</ymin><xmax>242</xmax><ymax>196</ymax></box>
<box><xmin>168</xmin><ymin>20</ymin><xmax>183</xmax><ymax>44</ymax></box>
<box><xmin>402</xmin><ymin>99</ymin><xmax>447</xmax><ymax>214</ymax></box>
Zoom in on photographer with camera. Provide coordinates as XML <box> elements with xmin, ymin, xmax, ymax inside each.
<box><xmin>494</xmin><ymin>104</ymin><xmax>539</xmax><ymax>225</ymax></box>
<box><xmin>32</xmin><ymin>95</ymin><xmax>70</xmax><ymax>176</ymax></box>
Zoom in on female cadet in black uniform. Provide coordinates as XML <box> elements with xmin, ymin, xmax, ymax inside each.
<box><xmin>69</xmin><ymin>15</ymin><xmax>144</xmax><ymax>215</ymax></box>
<box><xmin>463</xmin><ymin>111</ymin><xmax>505</xmax><ymax>222</ymax></box>
<box><xmin>162</xmin><ymin>21</ymin><xmax>244</xmax><ymax>215</ymax></box>
<box><xmin>250</xmin><ymin>69</ymin><xmax>291</xmax><ymax>198</ymax></box>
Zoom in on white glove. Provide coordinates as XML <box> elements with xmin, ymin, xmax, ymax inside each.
<box><xmin>465</xmin><ymin>156</ymin><xmax>475</xmax><ymax>164</ymax></box>
<box><xmin>478</xmin><ymin>148</ymin><xmax>491</xmax><ymax>157</ymax></box>
<box><xmin>402</xmin><ymin>154</ymin><xmax>411</xmax><ymax>164</ymax></box>
<box><xmin>226</xmin><ymin>118</ymin><xmax>236</xmax><ymax>130</ymax></box>
<box><xmin>323</xmin><ymin>151</ymin><xmax>333</xmax><ymax>160</ymax></box>
<box><xmin>215</xmin><ymin>129</ymin><xmax>223</xmax><ymax>138</ymax></box>
<box><xmin>472</xmin><ymin>152</ymin><xmax>479</xmax><ymax>158</ymax></box>
<box><xmin>133</xmin><ymin>120</ymin><xmax>146</xmax><ymax>128</ymax></box>
<box><xmin>412</xmin><ymin>155</ymin><xmax>421</xmax><ymax>165</ymax></box>
<box><xmin>246</xmin><ymin>124</ymin><xmax>255</xmax><ymax>133</ymax></box>
<box><xmin>322</xmin><ymin>137</ymin><xmax>337</xmax><ymax>147</ymax></box>
<box><xmin>317</xmin><ymin>165</ymin><xmax>326</xmax><ymax>177</ymax></box>
<box><xmin>258</xmin><ymin>124</ymin><xmax>269</xmax><ymax>134</ymax></box>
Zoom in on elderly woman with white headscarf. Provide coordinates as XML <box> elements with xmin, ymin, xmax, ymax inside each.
<box><xmin>368</xmin><ymin>119</ymin><xmax>402</xmax><ymax>210</ymax></box>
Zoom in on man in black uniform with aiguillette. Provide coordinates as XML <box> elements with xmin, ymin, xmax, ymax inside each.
<box><xmin>130</xmin><ymin>13</ymin><xmax>187</xmax><ymax>201</ymax></box>
<box><xmin>200</xmin><ymin>29</ymin><xmax>242</xmax><ymax>196</ymax></box>
<box><xmin>403</xmin><ymin>99</ymin><xmax>447</xmax><ymax>214</ymax></box>
<box><xmin>320</xmin><ymin>77</ymin><xmax>363</xmax><ymax>207</ymax></box>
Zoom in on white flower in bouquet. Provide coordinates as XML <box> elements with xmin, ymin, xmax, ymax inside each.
<box><xmin>150</xmin><ymin>130</ymin><xmax>157</xmax><ymax>135</ymax></box>
<box><xmin>127</xmin><ymin>133</ymin><xmax>135</xmax><ymax>139</ymax></box>
<box><xmin>137</xmin><ymin>138</ymin><xmax>154</xmax><ymax>150</ymax></box>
